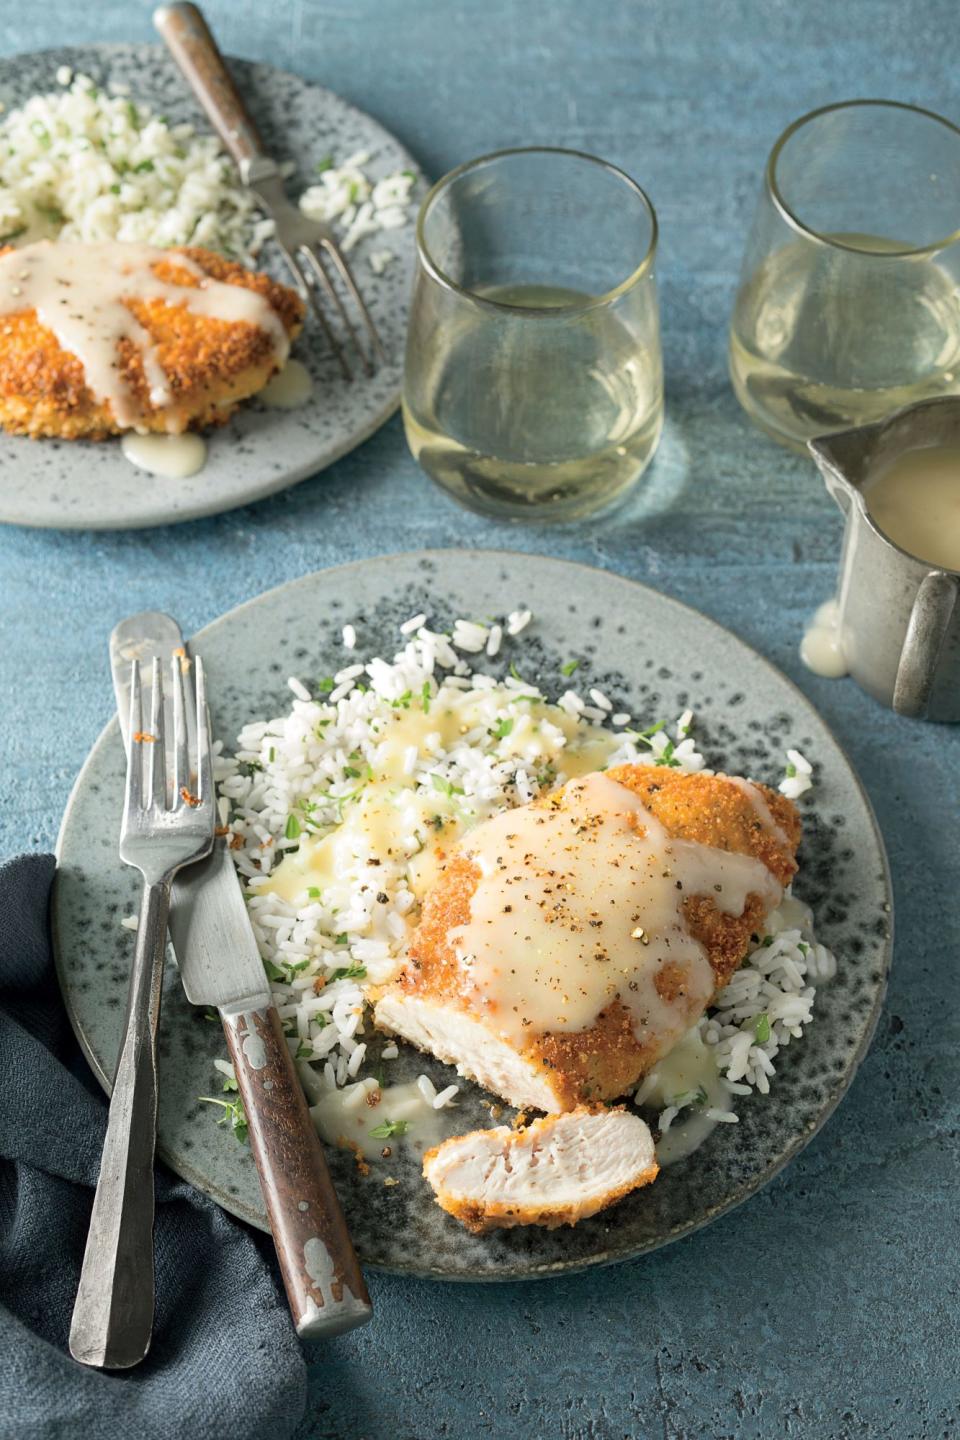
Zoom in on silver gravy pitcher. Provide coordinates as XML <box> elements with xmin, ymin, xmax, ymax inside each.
<box><xmin>809</xmin><ymin>396</ymin><xmax>960</xmax><ymax>722</ymax></box>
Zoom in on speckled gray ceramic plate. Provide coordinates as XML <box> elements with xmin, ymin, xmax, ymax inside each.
<box><xmin>53</xmin><ymin>552</ymin><xmax>892</xmax><ymax>1279</ymax></box>
<box><xmin>0</xmin><ymin>45</ymin><xmax>421</xmax><ymax>530</ymax></box>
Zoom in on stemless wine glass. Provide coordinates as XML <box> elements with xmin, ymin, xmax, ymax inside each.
<box><xmin>729</xmin><ymin>100</ymin><xmax>960</xmax><ymax>452</ymax></box>
<box><xmin>403</xmin><ymin>147</ymin><xmax>663</xmax><ymax>521</ymax></box>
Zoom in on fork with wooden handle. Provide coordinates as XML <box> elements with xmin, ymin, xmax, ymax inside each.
<box><xmin>108</xmin><ymin>613</ymin><xmax>373</xmax><ymax>1344</ymax></box>
<box><xmin>69</xmin><ymin>656</ymin><xmax>215</xmax><ymax>1369</ymax></box>
<box><xmin>154</xmin><ymin>1</ymin><xmax>386</xmax><ymax>381</ymax></box>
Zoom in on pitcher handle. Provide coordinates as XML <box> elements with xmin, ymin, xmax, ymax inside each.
<box><xmin>892</xmin><ymin>571</ymin><xmax>958</xmax><ymax>718</ymax></box>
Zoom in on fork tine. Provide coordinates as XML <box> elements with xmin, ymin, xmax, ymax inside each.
<box><xmin>147</xmin><ymin>659</ymin><xmax>166</xmax><ymax>810</ymax></box>
<box><xmin>125</xmin><ymin>661</ymin><xmax>143</xmax><ymax>814</ymax></box>
<box><xmin>279</xmin><ymin>242</ymin><xmax>353</xmax><ymax>382</ymax></box>
<box><xmin>318</xmin><ymin>237</ymin><xmax>387</xmax><ymax>366</ymax></box>
<box><xmin>195</xmin><ymin>656</ymin><xmax>212</xmax><ymax>805</ymax></box>
<box><xmin>298</xmin><ymin>244</ymin><xmax>373</xmax><ymax>377</ymax></box>
<box><xmin>171</xmin><ymin>653</ymin><xmax>189</xmax><ymax>806</ymax></box>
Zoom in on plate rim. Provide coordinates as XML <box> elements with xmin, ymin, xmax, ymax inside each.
<box><xmin>52</xmin><ymin>549</ymin><xmax>894</xmax><ymax>1280</ymax></box>
<box><xmin>0</xmin><ymin>41</ymin><xmax>415</xmax><ymax>531</ymax></box>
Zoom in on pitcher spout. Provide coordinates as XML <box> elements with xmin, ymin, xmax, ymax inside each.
<box><xmin>807</xmin><ymin>419</ymin><xmax>886</xmax><ymax>505</ymax></box>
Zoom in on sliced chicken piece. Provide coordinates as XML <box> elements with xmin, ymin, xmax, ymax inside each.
<box><xmin>376</xmin><ymin>766</ymin><xmax>800</xmax><ymax>1112</ymax></box>
<box><xmin>422</xmin><ymin>1106</ymin><xmax>659</xmax><ymax>1233</ymax></box>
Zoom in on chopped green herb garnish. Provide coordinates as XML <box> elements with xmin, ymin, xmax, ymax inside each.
<box><xmin>671</xmin><ymin>1085</ymin><xmax>708</xmax><ymax>1108</ymax></box>
<box><xmin>391</xmin><ymin>689</ymin><xmax>412</xmax><ymax>709</ymax></box>
<box><xmin>198</xmin><ymin>1094</ymin><xmax>248</xmax><ymax>1144</ymax></box>
<box><xmin>330</xmin><ymin>963</ymin><xmax>367</xmax><ymax>981</ymax></box>
<box><xmin>268</xmin><ymin>746</ymin><xmax>276</xmax><ymax>763</ymax></box>
<box><xmin>421</xmin><ymin>681</ymin><xmax>431</xmax><ymax>713</ymax></box>
<box><xmin>370</xmin><ymin>1118</ymin><xmax>409</xmax><ymax>1139</ymax></box>
<box><xmin>334</xmin><ymin>933</ymin><xmax>349</xmax><ymax>946</ymax></box>
<box><xmin>784</xmin><ymin>762</ymin><xmax>797</xmax><ymax>778</ymax></box>
<box><xmin>133</xmin><ymin>158</ymin><xmax>154</xmax><ymax>173</ymax></box>
<box><xmin>315</xmin><ymin>153</ymin><xmax>334</xmax><ymax>174</ymax></box>
<box><xmin>317</xmin><ymin>676</ymin><xmax>335</xmax><ymax>693</ymax></box>
<box><xmin>629</xmin><ymin>721</ymin><xmax>666</xmax><ymax>745</ymax></box>
<box><xmin>754</xmin><ymin>1013</ymin><xmax>771</xmax><ymax>1044</ymax></box>
<box><xmin>221</xmin><ymin>1073</ymin><xmax>238</xmax><ymax>1094</ymax></box>
<box><xmin>307</xmin><ymin>886</ymin><xmax>321</xmax><ymax>899</ymax></box>
<box><xmin>760</xmin><ymin>935</ymin><xmax>774</xmax><ymax>948</ymax></box>
<box><xmin>296</xmin><ymin>1040</ymin><xmax>314</xmax><ymax>1059</ymax></box>
<box><xmin>29</xmin><ymin>120</ymin><xmax>51</xmax><ymax>148</ymax></box>
<box><xmin>430</xmin><ymin>773</ymin><xmax>464</xmax><ymax>797</ymax></box>
<box><xmin>264</xmin><ymin>958</ymin><xmax>286</xmax><ymax>983</ymax></box>
<box><xmin>285</xmin><ymin>813</ymin><xmax>301</xmax><ymax>840</ymax></box>
<box><xmin>491</xmin><ymin>717</ymin><xmax>514</xmax><ymax>740</ymax></box>
<box><xmin>654</xmin><ymin>738</ymin><xmax>681</xmax><ymax>768</ymax></box>
<box><xmin>561</xmin><ymin>659</ymin><xmax>579</xmax><ymax>677</ymax></box>
<box><xmin>509</xmin><ymin>662</ymin><xmax>523</xmax><ymax>682</ymax></box>
<box><xmin>343</xmin><ymin>766</ymin><xmax>362</xmax><ymax>779</ymax></box>
<box><xmin>798</xmin><ymin>941</ymin><xmax>809</xmax><ymax>956</ymax></box>
<box><xmin>202</xmin><ymin>1008</ymin><xmax>219</xmax><ymax>1024</ymax></box>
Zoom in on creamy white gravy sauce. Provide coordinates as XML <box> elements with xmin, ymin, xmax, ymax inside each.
<box><xmin>310</xmin><ymin>1077</ymin><xmax>449</xmax><ymax>1161</ymax></box>
<box><xmin>800</xmin><ymin>598</ymin><xmax>849</xmax><ymax>679</ymax></box>
<box><xmin>261</xmin><ymin>700</ymin><xmax>618</xmax><ymax>908</ymax></box>
<box><xmin>121</xmin><ymin>431</ymin><xmax>207</xmax><ymax>478</ymax></box>
<box><xmin>449</xmin><ymin>772</ymin><xmax>782</xmax><ymax>1047</ymax></box>
<box><xmin>641</xmin><ymin>1026</ymin><xmax>731</xmax><ymax>1166</ymax></box>
<box><xmin>260</xmin><ymin>357</ymin><xmax>313</xmax><ymax>409</ymax></box>
<box><xmin>0</xmin><ymin>239</ymin><xmax>288</xmax><ymax>430</ymax></box>
<box><xmin>864</xmin><ymin>444</ymin><xmax>960</xmax><ymax>571</ymax></box>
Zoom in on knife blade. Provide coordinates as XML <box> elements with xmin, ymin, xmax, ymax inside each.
<box><xmin>110</xmin><ymin>612</ymin><xmax>372</xmax><ymax>1339</ymax></box>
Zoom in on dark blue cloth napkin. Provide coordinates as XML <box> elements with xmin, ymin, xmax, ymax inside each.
<box><xmin>0</xmin><ymin>854</ymin><xmax>307</xmax><ymax>1440</ymax></box>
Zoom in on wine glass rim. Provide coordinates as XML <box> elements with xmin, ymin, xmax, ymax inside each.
<box><xmin>415</xmin><ymin>145</ymin><xmax>658</xmax><ymax>315</ymax></box>
<box><xmin>767</xmin><ymin>98</ymin><xmax>960</xmax><ymax>257</ymax></box>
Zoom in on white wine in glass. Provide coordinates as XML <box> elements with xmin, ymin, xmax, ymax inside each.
<box><xmin>730</xmin><ymin>102</ymin><xmax>960</xmax><ymax>452</ymax></box>
<box><xmin>404</xmin><ymin>149</ymin><xmax>663</xmax><ymax>521</ymax></box>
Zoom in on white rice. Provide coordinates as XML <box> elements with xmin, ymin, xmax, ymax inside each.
<box><xmin>0</xmin><ymin>72</ymin><xmax>415</xmax><ymax>267</ymax></box>
<box><xmin>213</xmin><ymin>607</ymin><xmax>833</xmax><ymax>1140</ymax></box>
<box><xmin>779</xmin><ymin>746</ymin><xmax>814</xmax><ymax>800</ymax></box>
<box><xmin>297</xmin><ymin>151</ymin><xmax>415</xmax><ymax>255</ymax></box>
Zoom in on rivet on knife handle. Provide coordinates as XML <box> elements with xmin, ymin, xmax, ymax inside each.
<box><xmin>223</xmin><ymin>1004</ymin><xmax>373</xmax><ymax>1338</ymax></box>
<box><xmin>154</xmin><ymin>3</ymin><xmax>268</xmax><ymax>172</ymax></box>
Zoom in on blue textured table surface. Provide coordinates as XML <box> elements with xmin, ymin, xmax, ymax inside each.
<box><xmin>2</xmin><ymin>3</ymin><xmax>958</xmax><ymax>1436</ymax></box>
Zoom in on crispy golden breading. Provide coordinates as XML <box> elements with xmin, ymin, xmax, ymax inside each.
<box><xmin>399</xmin><ymin>767</ymin><xmax>800</xmax><ymax>1109</ymax></box>
<box><xmin>0</xmin><ymin>246</ymin><xmax>304</xmax><ymax>439</ymax></box>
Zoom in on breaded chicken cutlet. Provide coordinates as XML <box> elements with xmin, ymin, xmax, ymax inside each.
<box><xmin>422</xmin><ymin>1106</ymin><xmax>659</xmax><ymax>1233</ymax></box>
<box><xmin>0</xmin><ymin>240</ymin><xmax>304</xmax><ymax>439</ymax></box>
<box><xmin>376</xmin><ymin>766</ymin><xmax>800</xmax><ymax>1113</ymax></box>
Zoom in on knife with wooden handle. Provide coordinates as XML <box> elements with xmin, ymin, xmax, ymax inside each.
<box><xmin>109</xmin><ymin>612</ymin><xmax>372</xmax><ymax>1340</ymax></box>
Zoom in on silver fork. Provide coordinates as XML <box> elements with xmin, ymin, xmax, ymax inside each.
<box><xmin>154</xmin><ymin>2</ymin><xmax>386</xmax><ymax>381</ymax></box>
<box><xmin>69</xmin><ymin>656</ymin><xmax>215</xmax><ymax>1370</ymax></box>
